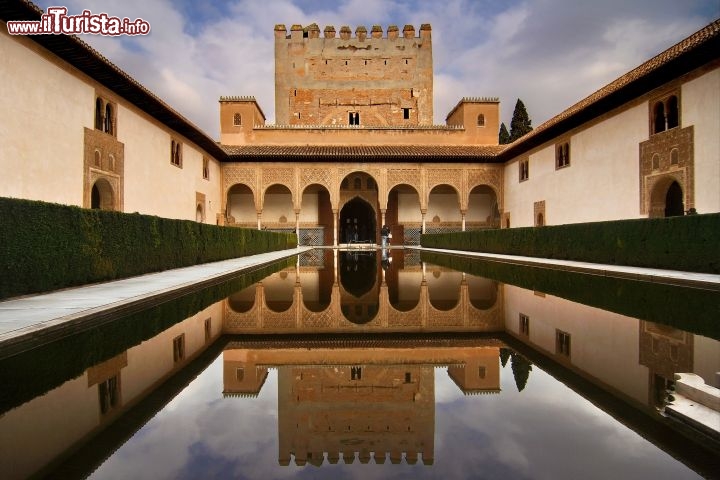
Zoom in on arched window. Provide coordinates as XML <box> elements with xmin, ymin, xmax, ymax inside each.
<box><xmin>666</xmin><ymin>96</ymin><xmax>679</xmax><ymax>129</ymax></box>
<box><xmin>653</xmin><ymin>102</ymin><xmax>665</xmax><ymax>134</ymax></box>
<box><xmin>104</xmin><ymin>103</ymin><xmax>113</xmax><ymax>135</ymax></box>
<box><xmin>670</xmin><ymin>148</ymin><xmax>679</xmax><ymax>165</ymax></box>
<box><xmin>95</xmin><ymin>98</ymin><xmax>104</xmax><ymax>130</ymax></box>
<box><xmin>233</xmin><ymin>113</ymin><xmax>242</xmax><ymax>126</ymax></box>
<box><xmin>477</xmin><ymin>114</ymin><xmax>485</xmax><ymax>127</ymax></box>
<box><xmin>652</xmin><ymin>153</ymin><xmax>660</xmax><ymax>170</ymax></box>
<box><xmin>108</xmin><ymin>154</ymin><xmax>115</xmax><ymax>171</ymax></box>
<box><xmin>536</xmin><ymin>213</ymin><xmax>544</xmax><ymax>227</ymax></box>
<box><xmin>94</xmin><ymin>150</ymin><xmax>101</xmax><ymax>167</ymax></box>
<box><xmin>366</xmin><ymin>178</ymin><xmax>375</xmax><ymax>190</ymax></box>
<box><xmin>353</xmin><ymin>177</ymin><xmax>362</xmax><ymax>189</ymax></box>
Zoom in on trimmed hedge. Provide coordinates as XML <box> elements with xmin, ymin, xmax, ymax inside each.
<box><xmin>0</xmin><ymin>196</ymin><xmax>297</xmax><ymax>299</ymax></box>
<box><xmin>421</xmin><ymin>213</ymin><xmax>720</xmax><ymax>273</ymax></box>
<box><xmin>421</xmin><ymin>251</ymin><xmax>719</xmax><ymax>340</ymax></box>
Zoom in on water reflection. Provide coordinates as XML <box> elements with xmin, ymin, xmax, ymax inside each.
<box><xmin>225</xmin><ymin>250</ymin><xmax>503</xmax><ymax>333</ymax></box>
<box><xmin>0</xmin><ymin>250</ymin><xmax>718</xmax><ymax>479</ymax></box>
<box><xmin>223</xmin><ymin>341</ymin><xmax>502</xmax><ymax>466</ymax></box>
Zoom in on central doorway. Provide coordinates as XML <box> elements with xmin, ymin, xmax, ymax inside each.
<box><xmin>340</xmin><ymin>197</ymin><xmax>377</xmax><ymax>244</ymax></box>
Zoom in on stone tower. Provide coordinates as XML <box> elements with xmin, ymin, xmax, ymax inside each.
<box><xmin>274</xmin><ymin>23</ymin><xmax>433</xmax><ymax>126</ymax></box>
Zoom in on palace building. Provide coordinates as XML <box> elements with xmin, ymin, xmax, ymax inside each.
<box><xmin>1</xmin><ymin>0</ymin><xmax>718</xmax><ymax>247</ymax></box>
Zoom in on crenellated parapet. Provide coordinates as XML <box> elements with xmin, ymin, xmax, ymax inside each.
<box><xmin>273</xmin><ymin>23</ymin><xmax>431</xmax><ymax>40</ymax></box>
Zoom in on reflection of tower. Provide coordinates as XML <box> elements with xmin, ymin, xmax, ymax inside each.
<box><xmin>277</xmin><ymin>364</ymin><xmax>435</xmax><ymax>466</ymax></box>
<box><xmin>447</xmin><ymin>348</ymin><xmax>501</xmax><ymax>394</ymax></box>
<box><xmin>638</xmin><ymin>321</ymin><xmax>693</xmax><ymax>408</ymax></box>
<box><xmin>222</xmin><ymin>344</ymin><xmax>503</xmax><ymax>467</ymax></box>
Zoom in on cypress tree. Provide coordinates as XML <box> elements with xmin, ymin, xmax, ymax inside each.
<box><xmin>509</xmin><ymin>98</ymin><xmax>533</xmax><ymax>142</ymax></box>
<box><xmin>498</xmin><ymin>122</ymin><xmax>511</xmax><ymax>144</ymax></box>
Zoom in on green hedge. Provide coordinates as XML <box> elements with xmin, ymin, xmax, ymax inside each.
<box><xmin>421</xmin><ymin>251</ymin><xmax>719</xmax><ymax>340</ymax></box>
<box><xmin>0</xmin><ymin>197</ymin><xmax>297</xmax><ymax>299</ymax></box>
<box><xmin>421</xmin><ymin>213</ymin><xmax>720</xmax><ymax>273</ymax></box>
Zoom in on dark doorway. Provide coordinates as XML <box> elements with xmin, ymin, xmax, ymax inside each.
<box><xmin>339</xmin><ymin>197</ymin><xmax>377</xmax><ymax>244</ymax></box>
<box><xmin>91</xmin><ymin>184</ymin><xmax>101</xmax><ymax>209</ymax></box>
<box><xmin>664</xmin><ymin>181</ymin><xmax>684</xmax><ymax>217</ymax></box>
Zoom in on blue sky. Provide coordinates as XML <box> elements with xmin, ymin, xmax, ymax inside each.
<box><xmin>34</xmin><ymin>0</ymin><xmax>720</xmax><ymax>139</ymax></box>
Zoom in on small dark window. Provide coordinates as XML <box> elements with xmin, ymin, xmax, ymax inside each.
<box><xmin>556</xmin><ymin>330</ymin><xmax>571</xmax><ymax>357</ymax></box>
<box><xmin>405</xmin><ymin>372</ymin><xmax>412</xmax><ymax>383</ymax></box>
<box><xmin>477</xmin><ymin>114</ymin><xmax>485</xmax><ymax>126</ymax></box>
<box><xmin>670</xmin><ymin>148</ymin><xmax>679</xmax><ymax>165</ymax></box>
<box><xmin>519</xmin><ymin>160</ymin><xmax>529</xmax><ymax>181</ymax></box>
<box><xmin>173</xmin><ymin>334</ymin><xmax>185</xmax><ymax>363</ymax></box>
<box><xmin>95</xmin><ymin>98</ymin><xmax>103</xmax><ymax>130</ymax></box>
<box><xmin>104</xmin><ymin>103</ymin><xmax>113</xmax><ymax>135</ymax></box>
<box><xmin>519</xmin><ymin>314</ymin><xmax>530</xmax><ymax>336</ymax></box>
<box><xmin>351</xmin><ymin>366</ymin><xmax>362</xmax><ymax>380</ymax></box>
<box><xmin>349</xmin><ymin>112</ymin><xmax>359</xmax><ymax>125</ymax></box>
<box><xmin>403</xmin><ymin>108</ymin><xmax>410</xmax><ymax>120</ymax></box>
<box><xmin>233</xmin><ymin>113</ymin><xmax>242</xmax><ymax>126</ymax></box>
<box><xmin>98</xmin><ymin>375</ymin><xmax>120</xmax><ymax>415</ymax></box>
<box><xmin>556</xmin><ymin>142</ymin><xmax>570</xmax><ymax>168</ymax></box>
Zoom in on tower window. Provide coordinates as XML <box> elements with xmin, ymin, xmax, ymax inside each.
<box><xmin>403</xmin><ymin>108</ymin><xmax>410</xmax><ymax>120</ymax></box>
<box><xmin>233</xmin><ymin>113</ymin><xmax>242</xmax><ymax>126</ymax></box>
<box><xmin>477</xmin><ymin>113</ymin><xmax>485</xmax><ymax>127</ymax></box>
<box><xmin>170</xmin><ymin>140</ymin><xmax>182</xmax><ymax>168</ymax></box>
<box><xmin>349</xmin><ymin>112</ymin><xmax>360</xmax><ymax>125</ymax></box>
<box><xmin>556</xmin><ymin>330</ymin><xmax>571</xmax><ymax>358</ymax></box>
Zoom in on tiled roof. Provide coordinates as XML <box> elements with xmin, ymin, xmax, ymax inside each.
<box><xmin>223</xmin><ymin>144</ymin><xmax>505</xmax><ymax>162</ymax></box>
<box><xmin>500</xmin><ymin>18</ymin><xmax>720</xmax><ymax>160</ymax></box>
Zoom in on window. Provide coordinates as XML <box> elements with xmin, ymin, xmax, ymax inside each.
<box><xmin>478</xmin><ymin>367</ymin><xmax>486</xmax><ymax>379</ymax></box>
<box><xmin>670</xmin><ymin>148</ymin><xmax>679</xmax><ymax>165</ymax></box>
<box><xmin>236</xmin><ymin>368</ymin><xmax>244</xmax><ymax>382</ymax></box>
<box><xmin>98</xmin><ymin>375</ymin><xmax>120</xmax><ymax>415</ymax></box>
<box><xmin>651</xmin><ymin>92</ymin><xmax>680</xmax><ymax>134</ymax></box>
<box><xmin>233</xmin><ymin>113</ymin><xmax>242</xmax><ymax>126</ymax></box>
<box><xmin>652</xmin><ymin>153</ymin><xmax>660</xmax><ymax>170</ymax></box>
<box><xmin>173</xmin><ymin>334</ymin><xmax>185</xmax><ymax>363</ymax></box>
<box><xmin>95</xmin><ymin>98</ymin><xmax>104</xmax><ymax>130</ymax></box>
<box><xmin>556</xmin><ymin>142</ymin><xmax>570</xmax><ymax>169</ymax></box>
<box><xmin>202</xmin><ymin>157</ymin><xmax>210</xmax><ymax>180</ymax></box>
<box><xmin>349</xmin><ymin>112</ymin><xmax>360</xmax><ymax>125</ymax></box>
<box><xmin>519</xmin><ymin>159</ymin><xmax>529</xmax><ymax>182</ymax></box>
<box><xmin>477</xmin><ymin>114</ymin><xmax>485</xmax><ymax>127</ymax></box>
<box><xmin>104</xmin><ymin>103</ymin><xmax>114</xmax><ymax>135</ymax></box>
<box><xmin>204</xmin><ymin>318</ymin><xmax>211</xmax><ymax>342</ymax></box>
<box><xmin>170</xmin><ymin>140</ymin><xmax>182</xmax><ymax>167</ymax></box>
<box><xmin>556</xmin><ymin>330</ymin><xmax>571</xmax><ymax>358</ymax></box>
<box><xmin>351</xmin><ymin>366</ymin><xmax>362</xmax><ymax>380</ymax></box>
<box><xmin>403</xmin><ymin>108</ymin><xmax>410</xmax><ymax>120</ymax></box>
<box><xmin>519</xmin><ymin>313</ymin><xmax>530</xmax><ymax>336</ymax></box>
<box><xmin>405</xmin><ymin>372</ymin><xmax>412</xmax><ymax>383</ymax></box>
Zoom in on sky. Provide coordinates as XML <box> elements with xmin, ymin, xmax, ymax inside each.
<box><xmin>34</xmin><ymin>0</ymin><xmax>719</xmax><ymax>140</ymax></box>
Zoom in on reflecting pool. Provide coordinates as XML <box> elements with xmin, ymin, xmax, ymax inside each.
<box><xmin>0</xmin><ymin>249</ymin><xmax>718</xmax><ymax>479</ymax></box>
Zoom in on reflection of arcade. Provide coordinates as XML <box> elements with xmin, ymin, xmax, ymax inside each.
<box><xmin>222</xmin><ymin>342</ymin><xmax>502</xmax><ymax>466</ymax></box>
<box><xmin>340</xmin><ymin>251</ymin><xmax>380</xmax><ymax>324</ymax></box>
<box><xmin>223</xmin><ymin>250</ymin><xmax>503</xmax><ymax>333</ymax></box>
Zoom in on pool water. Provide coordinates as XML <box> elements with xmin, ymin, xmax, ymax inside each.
<box><xmin>0</xmin><ymin>249</ymin><xmax>717</xmax><ymax>479</ymax></box>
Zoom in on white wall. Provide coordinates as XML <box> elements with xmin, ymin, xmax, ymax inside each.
<box><xmin>682</xmin><ymin>69</ymin><xmax>720</xmax><ymax>213</ymax></box>
<box><xmin>119</xmin><ymin>105</ymin><xmax>222</xmax><ymax>222</ymax></box>
<box><xmin>0</xmin><ymin>29</ymin><xmax>90</xmax><ymax>205</ymax></box>
<box><xmin>503</xmin><ymin>103</ymin><xmax>648</xmax><ymax>227</ymax></box>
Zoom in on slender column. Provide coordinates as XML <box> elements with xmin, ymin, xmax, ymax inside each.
<box><xmin>380</xmin><ymin>209</ymin><xmax>386</xmax><ymax>228</ymax></box>
<box><xmin>421</xmin><ymin>210</ymin><xmax>427</xmax><ymax>234</ymax></box>
<box><xmin>461</xmin><ymin>210</ymin><xmax>466</xmax><ymax>231</ymax></box>
<box><xmin>333</xmin><ymin>209</ymin><xmax>339</xmax><ymax>247</ymax></box>
<box><xmin>294</xmin><ymin>209</ymin><xmax>300</xmax><ymax>244</ymax></box>
<box><xmin>257</xmin><ymin>212</ymin><xmax>262</xmax><ymax>230</ymax></box>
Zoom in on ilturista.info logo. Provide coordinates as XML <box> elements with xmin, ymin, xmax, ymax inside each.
<box><xmin>7</xmin><ymin>6</ymin><xmax>151</xmax><ymax>36</ymax></box>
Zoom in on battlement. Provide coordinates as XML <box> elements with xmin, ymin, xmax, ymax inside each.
<box><xmin>219</xmin><ymin>96</ymin><xmax>257</xmax><ymax>103</ymax></box>
<box><xmin>460</xmin><ymin>96</ymin><xmax>500</xmax><ymax>104</ymax></box>
<box><xmin>280</xmin><ymin>450</ymin><xmax>433</xmax><ymax>466</ymax></box>
<box><xmin>274</xmin><ymin>23</ymin><xmax>431</xmax><ymax>40</ymax></box>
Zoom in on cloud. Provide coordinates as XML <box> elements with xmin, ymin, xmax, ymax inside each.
<box><xmin>34</xmin><ymin>0</ymin><xmax>719</xmax><ymax>138</ymax></box>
